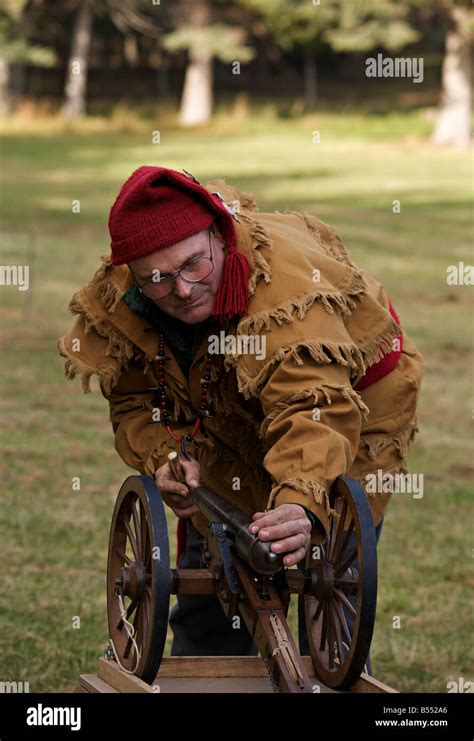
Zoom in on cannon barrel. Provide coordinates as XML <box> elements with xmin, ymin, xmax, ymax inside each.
<box><xmin>191</xmin><ymin>485</ymin><xmax>284</xmax><ymax>576</ymax></box>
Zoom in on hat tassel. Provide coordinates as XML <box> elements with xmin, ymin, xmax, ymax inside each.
<box><xmin>212</xmin><ymin>250</ymin><xmax>250</xmax><ymax>323</ymax></box>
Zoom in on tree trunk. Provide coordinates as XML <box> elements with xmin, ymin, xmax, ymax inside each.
<box><xmin>124</xmin><ymin>34</ymin><xmax>139</xmax><ymax>67</ymax></box>
<box><xmin>179</xmin><ymin>0</ymin><xmax>213</xmax><ymax>127</ymax></box>
<box><xmin>63</xmin><ymin>0</ymin><xmax>94</xmax><ymax>120</ymax></box>
<box><xmin>179</xmin><ymin>50</ymin><xmax>213</xmax><ymax>126</ymax></box>
<box><xmin>0</xmin><ymin>57</ymin><xmax>10</xmax><ymax>117</ymax></box>
<box><xmin>157</xmin><ymin>59</ymin><xmax>170</xmax><ymax>99</ymax></box>
<box><xmin>432</xmin><ymin>4</ymin><xmax>471</xmax><ymax>149</ymax></box>
<box><xmin>304</xmin><ymin>52</ymin><xmax>317</xmax><ymax>109</ymax></box>
<box><xmin>9</xmin><ymin>64</ymin><xmax>25</xmax><ymax>110</ymax></box>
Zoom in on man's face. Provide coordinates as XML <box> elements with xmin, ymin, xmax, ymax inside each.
<box><xmin>129</xmin><ymin>227</ymin><xmax>225</xmax><ymax>324</ymax></box>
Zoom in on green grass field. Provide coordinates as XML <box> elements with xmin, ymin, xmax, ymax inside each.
<box><xmin>0</xmin><ymin>104</ymin><xmax>472</xmax><ymax>692</ymax></box>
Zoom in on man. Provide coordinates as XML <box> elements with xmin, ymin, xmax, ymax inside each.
<box><xmin>57</xmin><ymin>166</ymin><xmax>424</xmax><ymax>658</ymax></box>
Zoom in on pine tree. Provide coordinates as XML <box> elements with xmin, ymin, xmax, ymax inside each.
<box><xmin>0</xmin><ymin>0</ymin><xmax>55</xmax><ymax>116</ymax></box>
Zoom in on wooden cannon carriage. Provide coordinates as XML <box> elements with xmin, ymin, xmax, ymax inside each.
<box><xmin>85</xmin><ymin>466</ymin><xmax>386</xmax><ymax>695</ymax></box>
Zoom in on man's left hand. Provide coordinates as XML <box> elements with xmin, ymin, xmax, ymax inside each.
<box><xmin>248</xmin><ymin>504</ymin><xmax>311</xmax><ymax>567</ymax></box>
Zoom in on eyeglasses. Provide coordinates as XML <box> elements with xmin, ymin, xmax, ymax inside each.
<box><xmin>135</xmin><ymin>228</ymin><xmax>215</xmax><ymax>299</ymax></box>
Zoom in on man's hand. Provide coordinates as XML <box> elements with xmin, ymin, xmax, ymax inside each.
<box><xmin>248</xmin><ymin>503</ymin><xmax>311</xmax><ymax>566</ymax></box>
<box><xmin>154</xmin><ymin>456</ymin><xmax>200</xmax><ymax>519</ymax></box>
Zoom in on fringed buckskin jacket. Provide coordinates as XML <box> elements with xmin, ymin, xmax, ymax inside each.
<box><xmin>57</xmin><ymin>178</ymin><xmax>424</xmax><ymax>545</ymax></box>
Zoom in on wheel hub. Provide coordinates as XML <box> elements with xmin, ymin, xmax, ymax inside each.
<box><xmin>115</xmin><ymin>560</ymin><xmax>147</xmax><ymax>600</ymax></box>
<box><xmin>311</xmin><ymin>560</ymin><xmax>335</xmax><ymax>601</ymax></box>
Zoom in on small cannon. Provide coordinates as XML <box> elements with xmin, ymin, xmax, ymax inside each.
<box><xmin>106</xmin><ymin>468</ymin><xmax>377</xmax><ymax>693</ymax></box>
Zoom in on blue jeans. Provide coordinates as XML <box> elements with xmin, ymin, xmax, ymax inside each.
<box><xmin>170</xmin><ymin>519</ymin><xmax>383</xmax><ymax>674</ymax></box>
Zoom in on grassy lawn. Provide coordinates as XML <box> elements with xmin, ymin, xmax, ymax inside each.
<box><xmin>0</xmin><ymin>104</ymin><xmax>472</xmax><ymax>692</ymax></box>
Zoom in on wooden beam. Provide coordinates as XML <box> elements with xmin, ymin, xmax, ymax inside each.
<box><xmin>80</xmin><ymin>674</ymin><xmax>119</xmax><ymax>693</ymax></box>
<box><xmin>97</xmin><ymin>657</ymin><xmax>154</xmax><ymax>693</ymax></box>
<box><xmin>88</xmin><ymin>656</ymin><xmax>397</xmax><ymax>694</ymax></box>
<box><xmin>156</xmin><ymin>656</ymin><xmax>277</xmax><ymax>678</ymax></box>
<box><xmin>352</xmin><ymin>673</ymin><xmax>399</xmax><ymax>694</ymax></box>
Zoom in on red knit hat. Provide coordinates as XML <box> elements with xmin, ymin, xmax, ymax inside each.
<box><xmin>109</xmin><ymin>166</ymin><xmax>250</xmax><ymax>322</ymax></box>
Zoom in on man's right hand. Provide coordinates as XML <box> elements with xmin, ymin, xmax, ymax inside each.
<box><xmin>154</xmin><ymin>455</ymin><xmax>200</xmax><ymax>519</ymax></box>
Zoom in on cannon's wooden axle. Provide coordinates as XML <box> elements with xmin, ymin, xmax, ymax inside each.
<box><xmin>168</xmin><ymin>567</ymin><xmax>358</xmax><ymax>597</ymax></box>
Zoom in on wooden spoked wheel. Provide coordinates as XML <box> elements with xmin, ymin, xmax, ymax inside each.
<box><xmin>107</xmin><ymin>476</ymin><xmax>170</xmax><ymax>684</ymax></box>
<box><xmin>305</xmin><ymin>477</ymin><xmax>378</xmax><ymax>690</ymax></box>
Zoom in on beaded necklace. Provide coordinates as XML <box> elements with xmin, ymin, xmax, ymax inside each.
<box><xmin>155</xmin><ymin>332</ymin><xmax>214</xmax><ymax>458</ymax></box>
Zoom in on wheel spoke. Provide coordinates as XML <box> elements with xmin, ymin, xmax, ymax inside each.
<box><xmin>329</xmin><ymin>498</ymin><xmax>348</xmax><ymax>563</ymax></box>
<box><xmin>334</xmin><ymin>588</ymin><xmax>357</xmax><ymax>617</ymax></box>
<box><xmin>313</xmin><ymin>598</ymin><xmax>323</xmax><ymax>624</ymax></box>
<box><xmin>333</xmin><ymin>597</ymin><xmax>353</xmax><ymax>647</ymax></box>
<box><xmin>135</xmin><ymin>602</ymin><xmax>147</xmax><ymax>654</ymax></box>
<box><xmin>123</xmin><ymin>635</ymin><xmax>132</xmax><ymax>660</ymax></box>
<box><xmin>335</xmin><ymin>548</ymin><xmax>358</xmax><ymax>578</ymax></box>
<box><xmin>142</xmin><ymin>595</ymin><xmax>149</xmax><ymax>637</ymax></box>
<box><xmin>332</xmin><ymin>518</ymin><xmax>354</xmax><ymax>567</ymax></box>
<box><xmin>144</xmin><ymin>542</ymin><xmax>151</xmax><ymax>570</ymax></box>
<box><xmin>327</xmin><ymin>604</ymin><xmax>335</xmax><ymax>669</ymax></box>
<box><xmin>134</xmin><ymin>605</ymin><xmax>142</xmax><ymax>651</ymax></box>
<box><xmin>131</xmin><ymin>498</ymin><xmax>142</xmax><ymax>557</ymax></box>
<box><xmin>116</xmin><ymin>598</ymin><xmax>138</xmax><ymax>630</ymax></box>
<box><xmin>115</xmin><ymin>548</ymin><xmax>132</xmax><ymax>566</ymax></box>
<box><xmin>123</xmin><ymin>607</ymin><xmax>140</xmax><ymax>659</ymax></box>
<box><xmin>140</xmin><ymin>500</ymin><xmax>147</xmax><ymax>542</ymax></box>
<box><xmin>140</xmin><ymin>501</ymin><xmax>150</xmax><ymax>568</ymax></box>
<box><xmin>328</xmin><ymin>603</ymin><xmax>343</xmax><ymax>666</ymax></box>
<box><xmin>328</xmin><ymin>508</ymin><xmax>336</xmax><ymax>554</ymax></box>
<box><xmin>319</xmin><ymin>602</ymin><xmax>328</xmax><ymax>652</ymax></box>
<box><xmin>123</xmin><ymin>517</ymin><xmax>140</xmax><ymax>561</ymax></box>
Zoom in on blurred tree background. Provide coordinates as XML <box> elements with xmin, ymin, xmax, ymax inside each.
<box><xmin>0</xmin><ymin>0</ymin><xmax>472</xmax><ymax>693</ymax></box>
<box><xmin>0</xmin><ymin>0</ymin><xmax>472</xmax><ymax>145</ymax></box>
